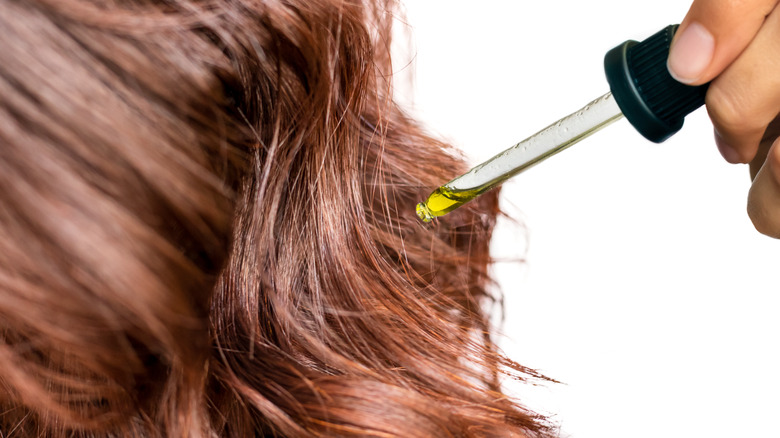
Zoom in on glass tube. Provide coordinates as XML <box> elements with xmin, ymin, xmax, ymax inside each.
<box><xmin>416</xmin><ymin>92</ymin><xmax>624</xmax><ymax>222</ymax></box>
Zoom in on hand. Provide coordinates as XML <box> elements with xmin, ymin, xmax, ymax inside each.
<box><xmin>668</xmin><ymin>0</ymin><xmax>780</xmax><ymax>238</ymax></box>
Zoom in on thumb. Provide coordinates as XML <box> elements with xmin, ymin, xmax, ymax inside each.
<box><xmin>667</xmin><ymin>0</ymin><xmax>778</xmax><ymax>85</ymax></box>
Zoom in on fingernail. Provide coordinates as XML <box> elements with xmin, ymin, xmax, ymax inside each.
<box><xmin>668</xmin><ymin>22</ymin><xmax>714</xmax><ymax>84</ymax></box>
<box><xmin>715</xmin><ymin>131</ymin><xmax>742</xmax><ymax>163</ymax></box>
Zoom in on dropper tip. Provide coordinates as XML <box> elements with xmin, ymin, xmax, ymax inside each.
<box><xmin>416</xmin><ymin>202</ymin><xmax>434</xmax><ymax>223</ymax></box>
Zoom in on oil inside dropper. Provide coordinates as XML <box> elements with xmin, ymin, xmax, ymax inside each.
<box><xmin>416</xmin><ymin>187</ymin><xmax>488</xmax><ymax>222</ymax></box>
<box><xmin>416</xmin><ymin>92</ymin><xmax>623</xmax><ymax>223</ymax></box>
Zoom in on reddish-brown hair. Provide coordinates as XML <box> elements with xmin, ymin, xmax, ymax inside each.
<box><xmin>0</xmin><ymin>0</ymin><xmax>551</xmax><ymax>436</ymax></box>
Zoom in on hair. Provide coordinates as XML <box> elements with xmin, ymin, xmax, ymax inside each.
<box><xmin>0</xmin><ymin>0</ymin><xmax>551</xmax><ymax>436</ymax></box>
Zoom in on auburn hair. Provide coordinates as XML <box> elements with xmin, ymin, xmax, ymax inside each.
<box><xmin>0</xmin><ymin>0</ymin><xmax>551</xmax><ymax>436</ymax></box>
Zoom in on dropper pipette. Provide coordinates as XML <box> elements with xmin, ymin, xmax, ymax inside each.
<box><xmin>416</xmin><ymin>25</ymin><xmax>709</xmax><ymax>222</ymax></box>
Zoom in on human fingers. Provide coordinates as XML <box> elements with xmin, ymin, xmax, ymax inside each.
<box><xmin>705</xmin><ymin>4</ymin><xmax>780</xmax><ymax>164</ymax></box>
<box><xmin>749</xmin><ymin>117</ymin><xmax>780</xmax><ymax>179</ymax></box>
<box><xmin>668</xmin><ymin>0</ymin><xmax>778</xmax><ymax>85</ymax></box>
<box><xmin>747</xmin><ymin>137</ymin><xmax>780</xmax><ymax>238</ymax></box>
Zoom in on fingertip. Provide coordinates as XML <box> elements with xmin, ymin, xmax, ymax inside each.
<box><xmin>714</xmin><ymin>130</ymin><xmax>743</xmax><ymax>163</ymax></box>
<box><xmin>714</xmin><ymin>127</ymin><xmax>760</xmax><ymax>164</ymax></box>
<box><xmin>768</xmin><ymin>139</ymin><xmax>780</xmax><ymax>185</ymax></box>
<box><xmin>668</xmin><ymin>22</ymin><xmax>715</xmax><ymax>85</ymax></box>
<box><xmin>747</xmin><ymin>141</ymin><xmax>780</xmax><ymax>238</ymax></box>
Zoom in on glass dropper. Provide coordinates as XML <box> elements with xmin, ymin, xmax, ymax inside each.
<box><xmin>416</xmin><ymin>24</ymin><xmax>709</xmax><ymax>223</ymax></box>
<box><xmin>416</xmin><ymin>92</ymin><xmax>623</xmax><ymax>222</ymax></box>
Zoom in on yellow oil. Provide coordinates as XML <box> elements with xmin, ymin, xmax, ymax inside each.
<box><xmin>415</xmin><ymin>186</ymin><xmax>484</xmax><ymax>223</ymax></box>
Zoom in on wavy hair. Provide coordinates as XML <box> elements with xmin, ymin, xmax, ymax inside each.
<box><xmin>0</xmin><ymin>0</ymin><xmax>550</xmax><ymax>436</ymax></box>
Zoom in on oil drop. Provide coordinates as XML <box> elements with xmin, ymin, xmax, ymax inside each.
<box><xmin>416</xmin><ymin>186</ymin><xmax>485</xmax><ymax>222</ymax></box>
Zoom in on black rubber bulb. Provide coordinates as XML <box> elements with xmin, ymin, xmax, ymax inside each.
<box><xmin>604</xmin><ymin>25</ymin><xmax>710</xmax><ymax>143</ymax></box>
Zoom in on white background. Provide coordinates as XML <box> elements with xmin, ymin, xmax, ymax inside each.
<box><xmin>396</xmin><ymin>1</ymin><xmax>780</xmax><ymax>437</ymax></box>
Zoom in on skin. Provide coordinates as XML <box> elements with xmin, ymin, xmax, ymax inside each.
<box><xmin>668</xmin><ymin>0</ymin><xmax>780</xmax><ymax>238</ymax></box>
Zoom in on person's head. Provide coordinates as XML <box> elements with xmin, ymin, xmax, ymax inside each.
<box><xmin>0</xmin><ymin>0</ymin><xmax>549</xmax><ymax>436</ymax></box>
